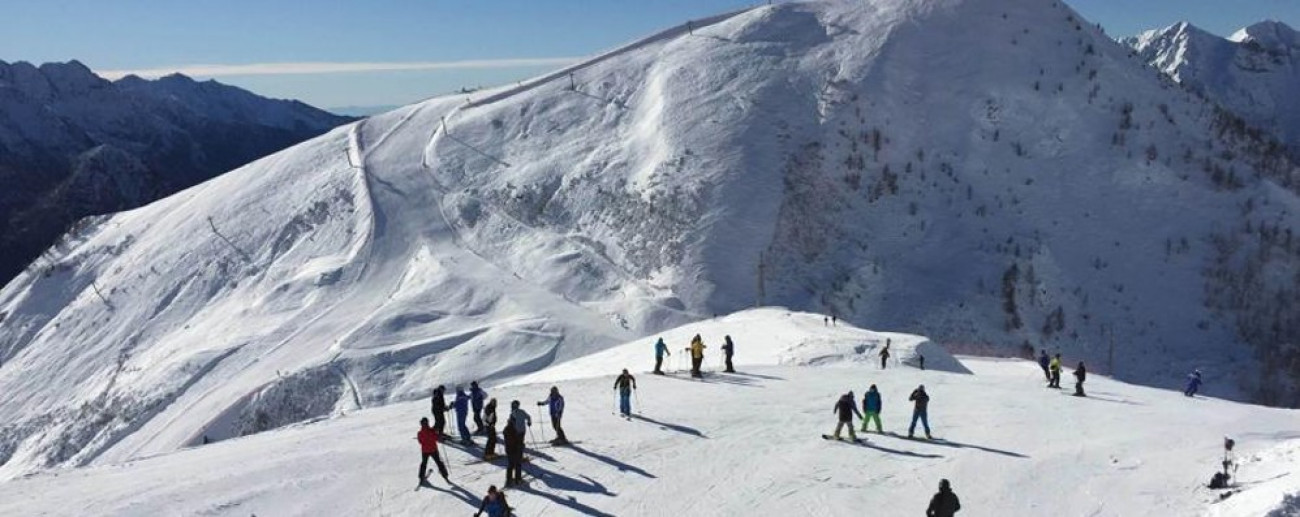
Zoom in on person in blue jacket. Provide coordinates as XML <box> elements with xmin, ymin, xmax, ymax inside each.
<box><xmin>860</xmin><ymin>384</ymin><xmax>883</xmax><ymax>433</ymax></box>
<box><xmin>471</xmin><ymin>381</ymin><xmax>488</xmax><ymax>435</ymax></box>
<box><xmin>1037</xmin><ymin>349</ymin><xmax>1051</xmax><ymax>382</ymax></box>
<box><xmin>474</xmin><ymin>485</ymin><xmax>511</xmax><ymax>517</ymax></box>
<box><xmin>1185</xmin><ymin>370</ymin><xmax>1203</xmax><ymax>397</ymax></box>
<box><xmin>454</xmin><ymin>386</ymin><xmax>473</xmax><ymax>444</ymax></box>
<box><xmin>653</xmin><ymin>337</ymin><xmax>671</xmax><ymax>375</ymax></box>
<box><xmin>537</xmin><ymin>386</ymin><xmax>569</xmax><ymax>445</ymax></box>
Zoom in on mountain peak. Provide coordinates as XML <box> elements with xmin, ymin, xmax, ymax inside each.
<box><xmin>1229</xmin><ymin>20</ymin><xmax>1300</xmax><ymax>50</ymax></box>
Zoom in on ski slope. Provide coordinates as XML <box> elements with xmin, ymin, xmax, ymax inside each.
<box><xmin>0</xmin><ymin>310</ymin><xmax>1294</xmax><ymax>516</ymax></box>
<box><xmin>5</xmin><ymin>0</ymin><xmax>1300</xmax><ymax>486</ymax></box>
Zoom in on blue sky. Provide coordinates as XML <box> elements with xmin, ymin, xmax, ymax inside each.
<box><xmin>2</xmin><ymin>0</ymin><xmax>1297</xmax><ymax>109</ymax></box>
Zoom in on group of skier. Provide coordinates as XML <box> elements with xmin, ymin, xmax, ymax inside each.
<box><xmin>1037</xmin><ymin>350</ymin><xmax>1087</xmax><ymax>396</ymax></box>
<box><xmin>827</xmin><ymin>384</ymin><xmax>932</xmax><ymax>442</ymax></box>
<box><xmin>418</xmin><ymin>329</ymin><xmax>971</xmax><ymax>515</ymax></box>
<box><xmin>651</xmin><ymin>333</ymin><xmax>736</xmax><ymax>377</ymax></box>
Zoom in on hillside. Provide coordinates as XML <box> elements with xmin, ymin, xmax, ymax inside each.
<box><xmin>0</xmin><ymin>311</ymin><xmax>1295</xmax><ymax>516</ymax></box>
<box><xmin>1125</xmin><ymin>21</ymin><xmax>1300</xmax><ymax>156</ymax></box>
<box><xmin>3</xmin><ymin>0</ymin><xmax>1300</xmax><ymax>483</ymax></box>
<box><xmin>0</xmin><ymin>60</ymin><xmax>352</xmax><ymax>287</ymax></box>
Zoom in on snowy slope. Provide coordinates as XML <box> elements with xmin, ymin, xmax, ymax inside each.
<box><xmin>0</xmin><ymin>310</ymin><xmax>1295</xmax><ymax>516</ymax></box>
<box><xmin>1125</xmin><ymin>21</ymin><xmax>1300</xmax><ymax>155</ymax></box>
<box><xmin>5</xmin><ymin>0</ymin><xmax>1300</xmax><ymax>484</ymax></box>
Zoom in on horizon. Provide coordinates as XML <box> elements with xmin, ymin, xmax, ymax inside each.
<box><xmin>2</xmin><ymin>0</ymin><xmax>1297</xmax><ymax>111</ymax></box>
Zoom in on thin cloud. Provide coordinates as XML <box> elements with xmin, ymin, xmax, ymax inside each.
<box><xmin>96</xmin><ymin>57</ymin><xmax>580</xmax><ymax>79</ymax></box>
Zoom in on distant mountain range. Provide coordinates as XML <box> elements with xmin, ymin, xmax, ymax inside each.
<box><xmin>0</xmin><ymin>60</ymin><xmax>354</xmax><ymax>285</ymax></box>
<box><xmin>1125</xmin><ymin>21</ymin><xmax>1300</xmax><ymax>155</ymax></box>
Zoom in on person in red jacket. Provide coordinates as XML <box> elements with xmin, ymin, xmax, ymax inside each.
<box><xmin>417</xmin><ymin>417</ymin><xmax>449</xmax><ymax>485</ymax></box>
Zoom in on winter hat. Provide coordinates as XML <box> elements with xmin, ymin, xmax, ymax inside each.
<box><xmin>420</xmin><ymin>417</ymin><xmax>429</xmax><ymax>426</ymax></box>
<box><xmin>939</xmin><ymin>479</ymin><xmax>951</xmax><ymax>490</ymax></box>
<box><xmin>511</xmin><ymin>400</ymin><xmax>520</xmax><ymax>409</ymax></box>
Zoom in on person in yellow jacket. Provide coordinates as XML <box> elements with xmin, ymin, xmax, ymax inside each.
<box><xmin>689</xmin><ymin>334</ymin><xmax>707</xmax><ymax>378</ymax></box>
<box><xmin>1048</xmin><ymin>353</ymin><xmax>1063</xmax><ymax>389</ymax></box>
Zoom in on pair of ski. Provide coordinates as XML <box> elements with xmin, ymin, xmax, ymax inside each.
<box><xmin>822</xmin><ymin>433</ymin><xmax>944</xmax><ymax>444</ymax></box>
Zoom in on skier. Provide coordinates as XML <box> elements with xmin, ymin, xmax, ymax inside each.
<box><xmin>1048</xmin><ymin>353</ymin><xmax>1063</xmax><ymax>389</ymax></box>
<box><xmin>1037</xmin><ymin>349</ymin><xmax>1051</xmax><ymax>382</ymax></box>
<box><xmin>503</xmin><ymin>400</ymin><xmax>531</xmax><ymax>487</ymax></box>
<box><xmin>689</xmin><ymin>334</ymin><xmax>707</xmax><ymax>378</ymax></box>
<box><xmin>614</xmin><ymin>369</ymin><xmax>637</xmax><ymax>416</ymax></box>
<box><xmin>483</xmin><ymin>398</ymin><xmax>500</xmax><ymax>460</ymax></box>
<box><xmin>722</xmin><ymin>335</ymin><xmax>736</xmax><ymax>373</ymax></box>
<box><xmin>454</xmin><ymin>386</ymin><xmax>473</xmax><ymax>444</ymax></box>
<box><xmin>474</xmin><ymin>485</ymin><xmax>512</xmax><ymax>517</ymax></box>
<box><xmin>1073</xmin><ymin>362</ymin><xmax>1087</xmax><ymax>397</ymax></box>
<box><xmin>830</xmin><ymin>391</ymin><xmax>862</xmax><ymax>441</ymax></box>
<box><xmin>471</xmin><ymin>381</ymin><xmax>488</xmax><ymax>435</ymax></box>
<box><xmin>926</xmin><ymin>479</ymin><xmax>961</xmax><ymax>517</ymax></box>
<box><xmin>430</xmin><ymin>385</ymin><xmax>449</xmax><ymax>436</ymax></box>
<box><xmin>653</xmin><ymin>337</ymin><xmax>670</xmax><ymax>375</ymax></box>
<box><xmin>879</xmin><ymin>339</ymin><xmax>891</xmax><ymax>370</ymax></box>
<box><xmin>860</xmin><ymin>384</ymin><xmax>883</xmax><ymax>433</ymax></box>
<box><xmin>908</xmin><ymin>384</ymin><xmax>932</xmax><ymax>439</ymax></box>
<box><xmin>919</xmin><ymin>353</ymin><xmax>926</xmax><ymax>371</ymax></box>
<box><xmin>416</xmin><ymin>417</ymin><xmax>449</xmax><ymax>485</ymax></box>
<box><xmin>1185</xmin><ymin>369</ymin><xmax>1203</xmax><ymax>397</ymax></box>
<box><xmin>537</xmin><ymin>386</ymin><xmax>568</xmax><ymax>445</ymax></box>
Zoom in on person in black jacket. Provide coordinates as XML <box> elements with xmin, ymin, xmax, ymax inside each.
<box><xmin>1073</xmin><ymin>362</ymin><xmax>1087</xmax><ymax>397</ymax></box>
<box><xmin>908</xmin><ymin>385</ymin><xmax>932</xmax><ymax>439</ymax></box>
<box><xmin>830</xmin><ymin>392</ymin><xmax>862</xmax><ymax>441</ymax></box>
<box><xmin>721</xmin><ymin>335</ymin><xmax>736</xmax><ymax>373</ymax></box>
<box><xmin>926</xmin><ymin>479</ymin><xmax>961</xmax><ymax>517</ymax></box>
<box><xmin>430</xmin><ymin>385</ymin><xmax>449</xmax><ymax>436</ymax></box>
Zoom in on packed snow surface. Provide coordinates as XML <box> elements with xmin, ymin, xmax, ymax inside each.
<box><xmin>0</xmin><ymin>310</ymin><xmax>1295</xmax><ymax>516</ymax></box>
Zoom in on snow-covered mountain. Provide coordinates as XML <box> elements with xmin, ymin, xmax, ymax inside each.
<box><xmin>0</xmin><ymin>311</ymin><xmax>1295</xmax><ymax>516</ymax></box>
<box><xmin>0</xmin><ymin>60</ymin><xmax>352</xmax><ymax>287</ymax></box>
<box><xmin>1125</xmin><ymin>21</ymin><xmax>1300</xmax><ymax>154</ymax></box>
<box><xmin>3</xmin><ymin>0</ymin><xmax>1300</xmax><ymax>484</ymax></box>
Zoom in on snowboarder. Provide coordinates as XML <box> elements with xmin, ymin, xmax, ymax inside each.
<box><xmin>1037</xmin><ymin>350</ymin><xmax>1051</xmax><ymax>382</ymax></box>
<box><xmin>471</xmin><ymin>381</ymin><xmax>488</xmax><ymax>435</ymax></box>
<box><xmin>689</xmin><ymin>334</ymin><xmax>707</xmax><ymax>378</ymax></box>
<box><xmin>416</xmin><ymin>417</ymin><xmax>449</xmax><ymax>485</ymax></box>
<box><xmin>474</xmin><ymin>485</ymin><xmax>512</xmax><ymax>517</ymax></box>
<box><xmin>430</xmin><ymin>385</ymin><xmax>449</xmax><ymax>436</ymax></box>
<box><xmin>503</xmin><ymin>400</ymin><xmax>531</xmax><ymax>487</ymax></box>
<box><xmin>1073</xmin><ymin>362</ymin><xmax>1087</xmax><ymax>397</ymax></box>
<box><xmin>454</xmin><ymin>386</ymin><xmax>473</xmax><ymax>444</ymax></box>
<box><xmin>860</xmin><ymin>384</ymin><xmax>883</xmax><ymax>433</ymax></box>
<box><xmin>1048</xmin><ymin>354</ymin><xmax>1063</xmax><ymax>389</ymax></box>
<box><xmin>879</xmin><ymin>339</ymin><xmax>891</xmax><ymax>370</ymax></box>
<box><xmin>722</xmin><ymin>335</ymin><xmax>736</xmax><ymax>373</ymax></box>
<box><xmin>537</xmin><ymin>386</ymin><xmax>568</xmax><ymax>444</ymax></box>
<box><xmin>831</xmin><ymin>391</ymin><xmax>862</xmax><ymax>441</ymax></box>
<box><xmin>926</xmin><ymin>479</ymin><xmax>961</xmax><ymax>517</ymax></box>
<box><xmin>908</xmin><ymin>384</ymin><xmax>932</xmax><ymax>439</ymax></box>
<box><xmin>1185</xmin><ymin>370</ymin><xmax>1203</xmax><ymax>397</ymax></box>
<box><xmin>483</xmin><ymin>398</ymin><xmax>500</xmax><ymax>460</ymax></box>
<box><xmin>653</xmin><ymin>337</ymin><xmax>670</xmax><ymax>375</ymax></box>
<box><xmin>614</xmin><ymin>369</ymin><xmax>637</xmax><ymax>416</ymax></box>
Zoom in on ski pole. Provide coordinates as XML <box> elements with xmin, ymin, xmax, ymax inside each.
<box><xmin>634</xmin><ymin>389</ymin><xmax>641</xmax><ymax>415</ymax></box>
<box><xmin>527</xmin><ymin>422</ymin><xmax>539</xmax><ymax>449</ymax></box>
<box><xmin>538</xmin><ymin>412</ymin><xmax>549</xmax><ymax>443</ymax></box>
